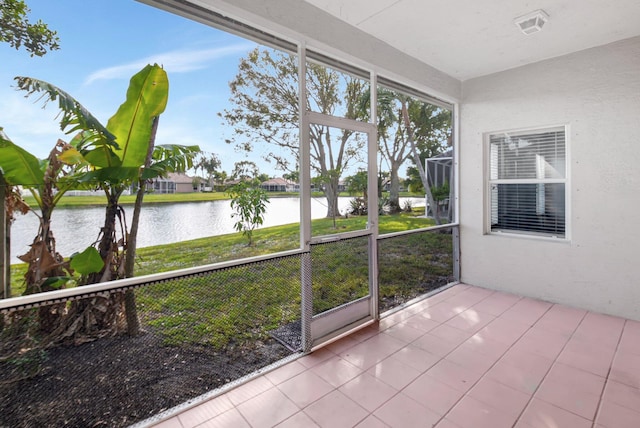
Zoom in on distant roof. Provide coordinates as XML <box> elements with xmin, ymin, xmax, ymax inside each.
<box><xmin>165</xmin><ymin>172</ymin><xmax>193</xmax><ymax>184</ymax></box>
<box><xmin>261</xmin><ymin>177</ymin><xmax>296</xmax><ymax>186</ymax></box>
<box><xmin>427</xmin><ymin>149</ymin><xmax>453</xmax><ymax>160</ymax></box>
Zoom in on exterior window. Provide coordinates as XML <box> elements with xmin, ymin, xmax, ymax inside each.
<box><xmin>488</xmin><ymin>126</ymin><xmax>567</xmax><ymax>238</ymax></box>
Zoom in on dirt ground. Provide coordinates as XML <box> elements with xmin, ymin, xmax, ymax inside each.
<box><xmin>0</xmin><ymin>333</ymin><xmax>292</xmax><ymax>428</ymax></box>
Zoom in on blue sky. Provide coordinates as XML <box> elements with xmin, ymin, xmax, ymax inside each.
<box><xmin>0</xmin><ymin>0</ymin><xmax>286</xmax><ymax>177</ymax></box>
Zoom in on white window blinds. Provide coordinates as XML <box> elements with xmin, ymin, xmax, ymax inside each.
<box><xmin>488</xmin><ymin>127</ymin><xmax>566</xmax><ymax>238</ymax></box>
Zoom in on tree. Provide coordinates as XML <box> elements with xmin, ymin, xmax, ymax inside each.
<box><xmin>0</xmin><ymin>73</ymin><xmax>117</xmax><ymax>309</ymax></box>
<box><xmin>361</xmin><ymin>88</ymin><xmax>450</xmax><ymax>213</ymax></box>
<box><xmin>195</xmin><ymin>152</ymin><xmax>221</xmax><ymax>188</ymax></box>
<box><xmin>345</xmin><ymin>170</ymin><xmax>368</xmax><ymax>199</ymax></box>
<box><xmin>0</xmin><ymin>171</ymin><xmax>28</xmax><ymax>299</ymax></box>
<box><xmin>400</xmin><ymin>102</ymin><xmax>451</xmax><ymax>224</ymax></box>
<box><xmin>282</xmin><ymin>170</ymin><xmax>299</xmax><ymax>184</ymax></box>
<box><xmin>1</xmin><ymin>137</ymin><xmax>99</xmax><ymax>294</ymax></box>
<box><xmin>8</xmin><ymin>65</ymin><xmax>198</xmax><ymax>339</ymax></box>
<box><xmin>359</xmin><ymin>88</ymin><xmax>404</xmax><ymax>212</ymax></box>
<box><xmin>228</xmin><ymin>180</ymin><xmax>269</xmax><ymax>246</ymax></box>
<box><xmin>78</xmin><ymin>66</ymin><xmax>196</xmax><ymax>336</ymax></box>
<box><xmin>232</xmin><ymin>160</ymin><xmax>259</xmax><ymax>181</ymax></box>
<box><xmin>430</xmin><ymin>181</ymin><xmax>450</xmax><ymax>219</ymax></box>
<box><xmin>1</xmin><ymin>0</ymin><xmax>59</xmax><ymax>295</ymax></box>
<box><xmin>212</xmin><ymin>170</ymin><xmax>228</xmax><ymax>189</ymax></box>
<box><xmin>0</xmin><ymin>132</ymin><xmax>107</xmax><ymax>333</ymax></box>
<box><xmin>221</xmin><ymin>48</ymin><xmax>367</xmax><ymax>218</ymax></box>
<box><xmin>0</xmin><ymin>0</ymin><xmax>59</xmax><ymax>56</ymax></box>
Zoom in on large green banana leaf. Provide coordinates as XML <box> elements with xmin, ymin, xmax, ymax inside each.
<box><xmin>14</xmin><ymin>77</ymin><xmax>118</xmax><ymax>168</ymax></box>
<box><xmin>0</xmin><ymin>128</ymin><xmax>44</xmax><ymax>186</ymax></box>
<box><xmin>141</xmin><ymin>144</ymin><xmax>200</xmax><ymax>180</ymax></box>
<box><xmin>74</xmin><ymin>166</ymin><xmax>141</xmax><ymax>183</ymax></box>
<box><xmin>107</xmin><ymin>64</ymin><xmax>168</xmax><ymax>167</ymax></box>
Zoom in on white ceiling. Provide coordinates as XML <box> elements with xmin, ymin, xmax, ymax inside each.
<box><xmin>303</xmin><ymin>0</ymin><xmax>640</xmax><ymax>81</ymax></box>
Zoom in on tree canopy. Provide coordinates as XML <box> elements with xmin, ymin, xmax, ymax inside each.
<box><xmin>221</xmin><ymin>47</ymin><xmax>368</xmax><ymax>217</ymax></box>
<box><xmin>195</xmin><ymin>152</ymin><xmax>221</xmax><ymax>187</ymax></box>
<box><xmin>0</xmin><ymin>0</ymin><xmax>59</xmax><ymax>56</ymax></box>
<box><xmin>221</xmin><ymin>46</ymin><xmax>453</xmax><ymax>220</ymax></box>
<box><xmin>362</xmin><ymin>87</ymin><xmax>451</xmax><ymax>212</ymax></box>
<box><xmin>232</xmin><ymin>160</ymin><xmax>259</xmax><ymax>180</ymax></box>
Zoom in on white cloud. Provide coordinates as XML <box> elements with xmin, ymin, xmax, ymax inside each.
<box><xmin>0</xmin><ymin>93</ymin><xmax>67</xmax><ymax>158</ymax></box>
<box><xmin>83</xmin><ymin>43</ymin><xmax>254</xmax><ymax>85</ymax></box>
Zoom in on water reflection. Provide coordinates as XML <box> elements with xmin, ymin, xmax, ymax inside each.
<box><xmin>10</xmin><ymin>197</ymin><xmax>424</xmax><ymax>263</ymax></box>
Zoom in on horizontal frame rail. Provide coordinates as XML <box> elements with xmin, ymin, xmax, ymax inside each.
<box><xmin>0</xmin><ymin>248</ymin><xmax>306</xmax><ymax>312</ymax></box>
<box><xmin>310</xmin><ymin>228</ymin><xmax>372</xmax><ymax>245</ymax></box>
<box><xmin>377</xmin><ymin>222</ymin><xmax>459</xmax><ymax>241</ymax></box>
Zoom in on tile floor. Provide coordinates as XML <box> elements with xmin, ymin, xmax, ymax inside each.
<box><xmin>149</xmin><ymin>284</ymin><xmax>640</xmax><ymax>428</ymax></box>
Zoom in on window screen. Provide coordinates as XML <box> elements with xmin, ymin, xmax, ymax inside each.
<box><xmin>488</xmin><ymin>126</ymin><xmax>566</xmax><ymax>238</ymax></box>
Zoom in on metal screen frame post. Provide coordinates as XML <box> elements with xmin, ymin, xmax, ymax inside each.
<box><xmin>452</xmin><ymin>103</ymin><xmax>461</xmax><ymax>282</ymax></box>
<box><xmin>368</xmin><ymin>72</ymin><xmax>380</xmax><ymax>320</ymax></box>
<box><xmin>300</xmin><ymin>252</ymin><xmax>313</xmax><ymax>352</ymax></box>
<box><xmin>0</xmin><ymin>174</ymin><xmax>7</xmax><ymax>299</ymax></box>
<box><xmin>298</xmin><ymin>42</ymin><xmax>313</xmax><ymax>353</ymax></box>
<box><xmin>453</xmin><ymin>225</ymin><xmax>461</xmax><ymax>281</ymax></box>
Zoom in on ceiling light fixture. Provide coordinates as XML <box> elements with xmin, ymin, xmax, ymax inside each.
<box><xmin>514</xmin><ymin>9</ymin><xmax>549</xmax><ymax>35</ymax></box>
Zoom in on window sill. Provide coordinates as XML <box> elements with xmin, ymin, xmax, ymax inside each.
<box><xmin>487</xmin><ymin>229</ymin><xmax>570</xmax><ymax>244</ymax></box>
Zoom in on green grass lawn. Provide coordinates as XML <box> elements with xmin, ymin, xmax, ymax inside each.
<box><xmin>19</xmin><ymin>190</ymin><xmax>422</xmax><ymax>208</ymax></box>
<box><xmin>9</xmin><ymin>208</ymin><xmax>432</xmax><ymax>293</ymax></box>
<box><xmin>20</xmin><ymin>191</ymin><xmax>232</xmax><ymax>208</ymax></box>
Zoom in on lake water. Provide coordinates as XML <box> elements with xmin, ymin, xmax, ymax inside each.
<box><xmin>8</xmin><ymin>196</ymin><xmax>425</xmax><ymax>264</ymax></box>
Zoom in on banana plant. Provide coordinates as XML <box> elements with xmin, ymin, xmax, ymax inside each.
<box><xmin>0</xmin><ymin>72</ymin><xmax>120</xmax><ymax>297</ymax></box>
<box><xmin>0</xmin><ymin>130</ymin><xmax>104</xmax><ymax>296</ymax></box>
<box><xmin>14</xmin><ymin>65</ymin><xmax>197</xmax><ymax>282</ymax></box>
<box><xmin>2</xmin><ymin>64</ymin><xmax>199</xmax><ymax>338</ymax></box>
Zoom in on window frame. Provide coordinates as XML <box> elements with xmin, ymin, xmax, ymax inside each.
<box><xmin>485</xmin><ymin>124</ymin><xmax>570</xmax><ymax>241</ymax></box>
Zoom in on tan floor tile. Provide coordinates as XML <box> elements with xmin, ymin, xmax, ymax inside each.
<box><xmin>276</xmin><ymin>370</ymin><xmax>334</xmax><ymax>408</ymax></box>
<box><xmin>152</xmin><ymin>416</ymin><xmax>183</xmax><ymax>428</ymax></box>
<box><xmin>519</xmin><ymin>398</ymin><xmax>591</xmax><ymax>428</ymax></box>
<box><xmin>274</xmin><ymin>411</ymin><xmax>320</xmax><ymax>428</ymax></box>
<box><xmin>374</xmin><ymin>393</ymin><xmax>441</xmax><ymax>428</ymax></box>
<box><xmin>446</xmin><ymin>395</ymin><xmax>517</xmax><ymax>428</ymax></box>
<box><xmin>354</xmin><ymin>415</ymin><xmax>390</xmax><ymax>427</ymax></box>
<box><xmin>339</xmin><ymin>372</ymin><xmax>398</xmax><ymax>412</ymax></box>
<box><xmin>467</xmin><ymin>377</ymin><xmax>531</xmax><ymax>418</ymax></box>
<box><xmin>265</xmin><ymin>360</ymin><xmax>308</xmax><ymax>385</ymax></box>
<box><xmin>304</xmin><ymin>390</ymin><xmax>369</xmax><ymax>428</ymax></box>
<box><xmin>367</xmin><ymin>354</ymin><xmax>422</xmax><ymax>390</ymax></box>
<box><xmin>226</xmin><ymin>376</ymin><xmax>274</xmax><ymax>406</ymax></box>
<box><xmin>311</xmin><ymin>355</ymin><xmax>363</xmax><ymax>388</ymax></box>
<box><xmin>177</xmin><ymin>395</ymin><xmax>234</xmax><ymax>427</ymax></box>
<box><xmin>403</xmin><ymin>374</ymin><xmax>463</xmax><ymax>416</ymax></box>
<box><xmin>236</xmin><ymin>387</ymin><xmax>299</xmax><ymax>428</ymax></box>
<box><xmin>198</xmin><ymin>408</ymin><xmax>250</xmax><ymax>428</ymax></box>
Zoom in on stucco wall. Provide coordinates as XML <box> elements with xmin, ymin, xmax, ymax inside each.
<box><xmin>459</xmin><ymin>36</ymin><xmax>640</xmax><ymax>320</ymax></box>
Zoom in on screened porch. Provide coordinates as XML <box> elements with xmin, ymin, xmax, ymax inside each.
<box><xmin>1</xmin><ymin>0</ymin><xmax>639</xmax><ymax>427</ymax></box>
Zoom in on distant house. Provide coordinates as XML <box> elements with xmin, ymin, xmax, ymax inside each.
<box><xmin>149</xmin><ymin>172</ymin><xmax>195</xmax><ymax>194</ymax></box>
<box><xmin>260</xmin><ymin>177</ymin><xmax>298</xmax><ymax>192</ymax></box>
<box><xmin>223</xmin><ymin>179</ymin><xmax>241</xmax><ymax>188</ymax></box>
